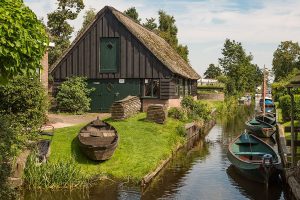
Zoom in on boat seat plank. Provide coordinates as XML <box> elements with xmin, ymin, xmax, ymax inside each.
<box><xmin>235</xmin><ymin>152</ymin><xmax>267</xmax><ymax>156</ymax></box>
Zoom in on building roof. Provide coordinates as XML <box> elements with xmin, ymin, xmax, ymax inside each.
<box><xmin>49</xmin><ymin>6</ymin><xmax>200</xmax><ymax>80</ymax></box>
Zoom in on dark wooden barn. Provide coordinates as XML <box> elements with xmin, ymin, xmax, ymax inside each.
<box><xmin>49</xmin><ymin>6</ymin><xmax>200</xmax><ymax>112</ymax></box>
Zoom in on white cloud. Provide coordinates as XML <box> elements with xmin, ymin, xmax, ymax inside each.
<box><xmin>24</xmin><ymin>0</ymin><xmax>300</xmax><ymax>76</ymax></box>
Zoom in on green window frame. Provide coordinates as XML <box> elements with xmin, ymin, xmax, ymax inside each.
<box><xmin>100</xmin><ymin>37</ymin><xmax>120</xmax><ymax>73</ymax></box>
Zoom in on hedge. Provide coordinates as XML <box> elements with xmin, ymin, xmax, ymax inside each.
<box><xmin>279</xmin><ymin>95</ymin><xmax>300</xmax><ymax>121</ymax></box>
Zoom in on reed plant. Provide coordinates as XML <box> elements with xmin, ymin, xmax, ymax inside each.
<box><xmin>24</xmin><ymin>152</ymin><xmax>89</xmax><ymax>190</ymax></box>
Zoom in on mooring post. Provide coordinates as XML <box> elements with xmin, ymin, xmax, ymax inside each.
<box><xmin>288</xmin><ymin>87</ymin><xmax>296</xmax><ymax>167</ymax></box>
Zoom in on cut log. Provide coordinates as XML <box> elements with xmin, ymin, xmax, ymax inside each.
<box><xmin>110</xmin><ymin>96</ymin><xmax>141</xmax><ymax>120</ymax></box>
<box><xmin>146</xmin><ymin>104</ymin><xmax>167</xmax><ymax>124</ymax></box>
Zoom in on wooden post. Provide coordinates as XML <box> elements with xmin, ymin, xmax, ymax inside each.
<box><xmin>288</xmin><ymin>87</ymin><xmax>296</xmax><ymax>166</ymax></box>
<box><xmin>262</xmin><ymin>67</ymin><xmax>266</xmax><ymax>115</ymax></box>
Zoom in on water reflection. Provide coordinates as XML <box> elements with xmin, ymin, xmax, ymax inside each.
<box><xmin>24</xmin><ymin>105</ymin><xmax>287</xmax><ymax>200</ymax></box>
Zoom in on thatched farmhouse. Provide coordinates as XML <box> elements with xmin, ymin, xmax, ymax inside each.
<box><xmin>49</xmin><ymin>6</ymin><xmax>200</xmax><ymax>112</ymax></box>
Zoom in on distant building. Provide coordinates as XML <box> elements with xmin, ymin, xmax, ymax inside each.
<box><xmin>198</xmin><ymin>78</ymin><xmax>218</xmax><ymax>85</ymax></box>
<box><xmin>49</xmin><ymin>6</ymin><xmax>200</xmax><ymax>112</ymax></box>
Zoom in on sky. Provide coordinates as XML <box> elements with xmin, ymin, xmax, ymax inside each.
<box><xmin>24</xmin><ymin>0</ymin><xmax>300</xmax><ymax>76</ymax></box>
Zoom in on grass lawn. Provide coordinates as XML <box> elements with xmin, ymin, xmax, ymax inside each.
<box><xmin>47</xmin><ymin>113</ymin><xmax>185</xmax><ymax>182</ymax></box>
<box><xmin>199</xmin><ymin>100</ymin><xmax>223</xmax><ymax>110</ymax></box>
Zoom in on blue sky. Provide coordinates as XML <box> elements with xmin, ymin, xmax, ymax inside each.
<box><xmin>24</xmin><ymin>0</ymin><xmax>300</xmax><ymax>76</ymax></box>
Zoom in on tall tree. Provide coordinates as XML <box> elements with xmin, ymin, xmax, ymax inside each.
<box><xmin>272</xmin><ymin>41</ymin><xmax>300</xmax><ymax>81</ymax></box>
<box><xmin>158</xmin><ymin>10</ymin><xmax>189</xmax><ymax>62</ymax></box>
<box><xmin>77</xmin><ymin>8</ymin><xmax>96</xmax><ymax>36</ymax></box>
<box><xmin>204</xmin><ymin>64</ymin><xmax>222</xmax><ymax>79</ymax></box>
<box><xmin>124</xmin><ymin>7</ymin><xmax>141</xmax><ymax>23</ymax></box>
<box><xmin>47</xmin><ymin>0</ymin><xmax>84</xmax><ymax>66</ymax></box>
<box><xmin>219</xmin><ymin>39</ymin><xmax>261</xmax><ymax>94</ymax></box>
<box><xmin>143</xmin><ymin>17</ymin><xmax>157</xmax><ymax>30</ymax></box>
<box><xmin>0</xmin><ymin>0</ymin><xmax>48</xmax><ymax>83</ymax></box>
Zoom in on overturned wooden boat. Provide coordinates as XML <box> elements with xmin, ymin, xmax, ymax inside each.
<box><xmin>227</xmin><ymin>132</ymin><xmax>281</xmax><ymax>184</ymax></box>
<box><xmin>245</xmin><ymin>115</ymin><xmax>276</xmax><ymax>138</ymax></box>
<box><xmin>78</xmin><ymin>117</ymin><xmax>118</xmax><ymax>161</ymax></box>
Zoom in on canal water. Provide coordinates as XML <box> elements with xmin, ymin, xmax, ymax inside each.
<box><xmin>24</xmin><ymin>105</ymin><xmax>287</xmax><ymax>200</ymax></box>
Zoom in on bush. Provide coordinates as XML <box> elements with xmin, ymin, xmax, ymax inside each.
<box><xmin>180</xmin><ymin>96</ymin><xmax>212</xmax><ymax>121</ymax></box>
<box><xmin>181</xmin><ymin>96</ymin><xmax>195</xmax><ymax>110</ymax></box>
<box><xmin>56</xmin><ymin>77</ymin><xmax>94</xmax><ymax>114</ymax></box>
<box><xmin>0</xmin><ymin>76</ymin><xmax>48</xmax><ymax>137</ymax></box>
<box><xmin>279</xmin><ymin>95</ymin><xmax>300</xmax><ymax>121</ymax></box>
<box><xmin>0</xmin><ymin>116</ymin><xmax>21</xmax><ymax>199</ymax></box>
<box><xmin>168</xmin><ymin>107</ymin><xmax>187</xmax><ymax>121</ymax></box>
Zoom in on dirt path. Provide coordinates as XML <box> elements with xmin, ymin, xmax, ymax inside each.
<box><xmin>46</xmin><ymin>113</ymin><xmax>111</xmax><ymax>129</ymax></box>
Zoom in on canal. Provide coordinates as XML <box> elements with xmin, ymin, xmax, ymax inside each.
<box><xmin>24</xmin><ymin>105</ymin><xmax>286</xmax><ymax>200</ymax></box>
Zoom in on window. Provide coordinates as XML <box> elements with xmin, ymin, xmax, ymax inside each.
<box><xmin>178</xmin><ymin>79</ymin><xmax>184</xmax><ymax>96</ymax></box>
<box><xmin>100</xmin><ymin>37</ymin><xmax>120</xmax><ymax>72</ymax></box>
<box><xmin>143</xmin><ymin>79</ymin><xmax>160</xmax><ymax>97</ymax></box>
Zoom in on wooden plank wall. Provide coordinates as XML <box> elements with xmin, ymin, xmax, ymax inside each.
<box><xmin>52</xmin><ymin>11</ymin><xmax>172</xmax><ymax>80</ymax></box>
<box><xmin>160</xmin><ymin>79</ymin><xmax>178</xmax><ymax>99</ymax></box>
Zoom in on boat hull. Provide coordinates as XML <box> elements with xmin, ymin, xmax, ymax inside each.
<box><xmin>227</xmin><ymin>133</ymin><xmax>281</xmax><ymax>183</ymax></box>
<box><xmin>78</xmin><ymin>141</ymin><xmax>118</xmax><ymax>161</ymax></box>
<box><xmin>78</xmin><ymin>120</ymin><xmax>119</xmax><ymax>161</ymax></box>
<box><xmin>227</xmin><ymin>151</ymin><xmax>280</xmax><ymax>183</ymax></box>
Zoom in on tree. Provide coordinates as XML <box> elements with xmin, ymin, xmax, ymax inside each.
<box><xmin>272</xmin><ymin>41</ymin><xmax>300</xmax><ymax>81</ymax></box>
<box><xmin>47</xmin><ymin>0</ymin><xmax>84</xmax><ymax>66</ymax></box>
<box><xmin>204</xmin><ymin>64</ymin><xmax>222</xmax><ymax>79</ymax></box>
<box><xmin>0</xmin><ymin>0</ymin><xmax>48</xmax><ymax>83</ymax></box>
<box><xmin>124</xmin><ymin>7</ymin><xmax>141</xmax><ymax>23</ymax></box>
<box><xmin>77</xmin><ymin>8</ymin><xmax>96</xmax><ymax>36</ymax></box>
<box><xmin>143</xmin><ymin>17</ymin><xmax>157</xmax><ymax>30</ymax></box>
<box><xmin>218</xmin><ymin>39</ymin><xmax>262</xmax><ymax>94</ymax></box>
<box><xmin>158</xmin><ymin>10</ymin><xmax>189</xmax><ymax>62</ymax></box>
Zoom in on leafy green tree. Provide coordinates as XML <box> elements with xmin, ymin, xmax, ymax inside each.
<box><xmin>272</xmin><ymin>41</ymin><xmax>300</xmax><ymax>81</ymax></box>
<box><xmin>204</xmin><ymin>64</ymin><xmax>222</xmax><ymax>79</ymax></box>
<box><xmin>0</xmin><ymin>0</ymin><xmax>48</xmax><ymax>83</ymax></box>
<box><xmin>143</xmin><ymin>17</ymin><xmax>157</xmax><ymax>30</ymax></box>
<box><xmin>218</xmin><ymin>39</ymin><xmax>261</xmax><ymax>94</ymax></box>
<box><xmin>56</xmin><ymin>77</ymin><xmax>94</xmax><ymax>114</ymax></box>
<box><xmin>158</xmin><ymin>10</ymin><xmax>189</xmax><ymax>62</ymax></box>
<box><xmin>124</xmin><ymin>7</ymin><xmax>141</xmax><ymax>23</ymax></box>
<box><xmin>77</xmin><ymin>8</ymin><xmax>96</xmax><ymax>36</ymax></box>
<box><xmin>0</xmin><ymin>76</ymin><xmax>48</xmax><ymax>137</ymax></box>
<box><xmin>47</xmin><ymin>0</ymin><xmax>84</xmax><ymax>66</ymax></box>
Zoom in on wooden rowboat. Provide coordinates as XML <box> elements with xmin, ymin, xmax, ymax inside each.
<box><xmin>245</xmin><ymin>115</ymin><xmax>276</xmax><ymax>138</ymax></box>
<box><xmin>78</xmin><ymin>118</ymin><xmax>118</xmax><ymax>161</ymax></box>
<box><xmin>227</xmin><ymin>132</ymin><xmax>281</xmax><ymax>184</ymax></box>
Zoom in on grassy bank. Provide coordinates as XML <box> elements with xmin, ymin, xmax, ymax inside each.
<box><xmin>46</xmin><ymin>113</ymin><xmax>185</xmax><ymax>182</ymax></box>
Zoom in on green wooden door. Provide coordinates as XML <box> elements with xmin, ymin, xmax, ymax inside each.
<box><xmin>100</xmin><ymin>38</ymin><xmax>119</xmax><ymax>73</ymax></box>
<box><xmin>88</xmin><ymin>79</ymin><xmax>140</xmax><ymax>112</ymax></box>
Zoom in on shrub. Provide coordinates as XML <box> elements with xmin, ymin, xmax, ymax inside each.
<box><xmin>0</xmin><ymin>116</ymin><xmax>21</xmax><ymax>199</ymax></box>
<box><xmin>56</xmin><ymin>77</ymin><xmax>94</xmax><ymax>114</ymax></box>
<box><xmin>279</xmin><ymin>95</ymin><xmax>300</xmax><ymax>121</ymax></box>
<box><xmin>168</xmin><ymin>107</ymin><xmax>187</xmax><ymax>121</ymax></box>
<box><xmin>0</xmin><ymin>76</ymin><xmax>48</xmax><ymax>137</ymax></box>
<box><xmin>180</xmin><ymin>96</ymin><xmax>212</xmax><ymax>121</ymax></box>
<box><xmin>181</xmin><ymin>96</ymin><xmax>195</xmax><ymax>110</ymax></box>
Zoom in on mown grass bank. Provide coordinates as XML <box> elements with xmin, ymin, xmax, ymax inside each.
<box><xmin>46</xmin><ymin>113</ymin><xmax>185</xmax><ymax>182</ymax></box>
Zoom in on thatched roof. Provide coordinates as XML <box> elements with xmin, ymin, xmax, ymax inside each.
<box><xmin>50</xmin><ymin>6</ymin><xmax>200</xmax><ymax>80</ymax></box>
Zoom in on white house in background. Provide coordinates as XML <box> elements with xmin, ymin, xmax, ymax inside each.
<box><xmin>198</xmin><ymin>78</ymin><xmax>218</xmax><ymax>85</ymax></box>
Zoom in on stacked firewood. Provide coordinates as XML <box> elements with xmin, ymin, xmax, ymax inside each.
<box><xmin>146</xmin><ymin>104</ymin><xmax>167</xmax><ymax>124</ymax></box>
<box><xmin>110</xmin><ymin>96</ymin><xmax>141</xmax><ymax>120</ymax></box>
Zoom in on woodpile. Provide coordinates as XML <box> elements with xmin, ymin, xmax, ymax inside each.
<box><xmin>146</xmin><ymin>104</ymin><xmax>167</xmax><ymax>124</ymax></box>
<box><xmin>110</xmin><ymin>96</ymin><xmax>141</xmax><ymax>120</ymax></box>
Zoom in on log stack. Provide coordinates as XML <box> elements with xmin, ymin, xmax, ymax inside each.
<box><xmin>146</xmin><ymin>104</ymin><xmax>167</xmax><ymax>124</ymax></box>
<box><xmin>110</xmin><ymin>96</ymin><xmax>141</xmax><ymax>120</ymax></box>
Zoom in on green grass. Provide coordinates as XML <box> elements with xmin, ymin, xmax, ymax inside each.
<box><xmin>199</xmin><ymin>100</ymin><xmax>223</xmax><ymax>110</ymax></box>
<box><xmin>48</xmin><ymin>113</ymin><xmax>185</xmax><ymax>182</ymax></box>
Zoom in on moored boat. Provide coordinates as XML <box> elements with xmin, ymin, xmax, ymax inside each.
<box><xmin>245</xmin><ymin>115</ymin><xmax>276</xmax><ymax>138</ymax></box>
<box><xmin>78</xmin><ymin>117</ymin><xmax>119</xmax><ymax>161</ymax></box>
<box><xmin>227</xmin><ymin>132</ymin><xmax>281</xmax><ymax>183</ymax></box>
